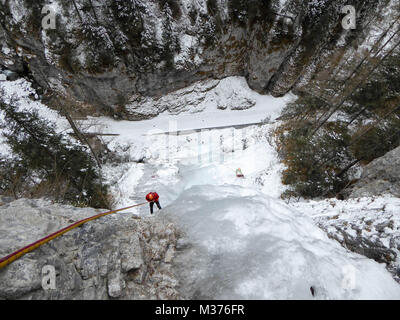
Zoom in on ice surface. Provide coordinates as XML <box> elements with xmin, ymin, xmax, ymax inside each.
<box><xmin>163</xmin><ymin>185</ymin><xmax>400</xmax><ymax>299</ymax></box>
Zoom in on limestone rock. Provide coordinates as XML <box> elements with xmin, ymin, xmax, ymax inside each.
<box><xmin>347</xmin><ymin>146</ymin><xmax>400</xmax><ymax>199</ymax></box>
<box><xmin>0</xmin><ymin>0</ymin><xmax>386</xmax><ymax>118</ymax></box>
<box><xmin>0</xmin><ymin>199</ymin><xmax>180</xmax><ymax>300</ymax></box>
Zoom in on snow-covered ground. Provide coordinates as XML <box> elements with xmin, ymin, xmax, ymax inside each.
<box><xmin>1</xmin><ymin>76</ymin><xmax>400</xmax><ymax>299</ymax></box>
<box><xmin>90</xmin><ymin>76</ymin><xmax>294</xmax><ymax>138</ymax></box>
<box><xmin>292</xmin><ymin>196</ymin><xmax>400</xmax><ymax>283</ymax></box>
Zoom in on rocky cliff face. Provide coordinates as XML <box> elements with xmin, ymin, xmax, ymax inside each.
<box><xmin>0</xmin><ymin>197</ymin><xmax>180</xmax><ymax>300</ymax></box>
<box><xmin>343</xmin><ymin>146</ymin><xmax>400</xmax><ymax>199</ymax></box>
<box><xmin>0</xmin><ymin>0</ymin><xmax>386</xmax><ymax>119</ymax></box>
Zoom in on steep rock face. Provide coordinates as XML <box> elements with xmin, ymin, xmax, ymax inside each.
<box><xmin>125</xmin><ymin>76</ymin><xmax>258</xmax><ymax>119</ymax></box>
<box><xmin>0</xmin><ymin>197</ymin><xmax>180</xmax><ymax>300</ymax></box>
<box><xmin>345</xmin><ymin>146</ymin><xmax>400</xmax><ymax>199</ymax></box>
<box><xmin>0</xmin><ymin>0</ymin><xmax>384</xmax><ymax>118</ymax></box>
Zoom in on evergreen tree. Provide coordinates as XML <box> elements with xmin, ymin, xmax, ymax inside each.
<box><xmin>276</xmin><ymin>46</ymin><xmax>400</xmax><ymax>199</ymax></box>
<box><xmin>0</xmin><ymin>95</ymin><xmax>110</xmax><ymax>208</ymax></box>
<box><xmin>161</xmin><ymin>3</ymin><xmax>179</xmax><ymax>69</ymax></box>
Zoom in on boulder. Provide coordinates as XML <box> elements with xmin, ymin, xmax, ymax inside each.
<box><xmin>347</xmin><ymin>146</ymin><xmax>400</xmax><ymax>198</ymax></box>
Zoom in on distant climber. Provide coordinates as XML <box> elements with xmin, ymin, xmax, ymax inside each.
<box><xmin>146</xmin><ymin>192</ymin><xmax>162</xmax><ymax>215</ymax></box>
<box><xmin>236</xmin><ymin>168</ymin><xmax>244</xmax><ymax>178</ymax></box>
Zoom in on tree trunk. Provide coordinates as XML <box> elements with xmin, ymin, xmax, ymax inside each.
<box><xmin>60</xmin><ymin>106</ymin><xmax>103</xmax><ymax>169</ymax></box>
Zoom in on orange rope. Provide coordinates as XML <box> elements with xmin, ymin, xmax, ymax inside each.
<box><xmin>0</xmin><ymin>202</ymin><xmax>148</xmax><ymax>270</ymax></box>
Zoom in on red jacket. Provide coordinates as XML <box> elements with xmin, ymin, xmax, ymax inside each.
<box><xmin>146</xmin><ymin>192</ymin><xmax>159</xmax><ymax>202</ymax></box>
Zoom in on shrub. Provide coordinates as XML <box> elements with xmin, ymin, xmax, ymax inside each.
<box><xmin>280</xmin><ymin>94</ymin><xmax>328</xmax><ymax>121</ymax></box>
<box><xmin>350</xmin><ymin>121</ymin><xmax>400</xmax><ymax>164</ymax></box>
<box><xmin>278</xmin><ymin>120</ymin><xmax>353</xmax><ymax>198</ymax></box>
<box><xmin>275</xmin><ymin>26</ymin><xmax>400</xmax><ymax>200</ymax></box>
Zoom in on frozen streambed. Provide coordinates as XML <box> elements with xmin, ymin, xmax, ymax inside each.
<box><xmin>162</xmin><ymin>184</ymin><xmax>400</xmax><ymax>299</ymax></box>
<box><xmin>90</xmin><ymin>76</ymin><xmax>400</xmax><ymax>299</ymax></box>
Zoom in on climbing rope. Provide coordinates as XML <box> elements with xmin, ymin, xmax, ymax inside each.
<box><xmin>0</xmin><ymin>202</ymin><xmax>148</xmax><ymax>270</ymax></box>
